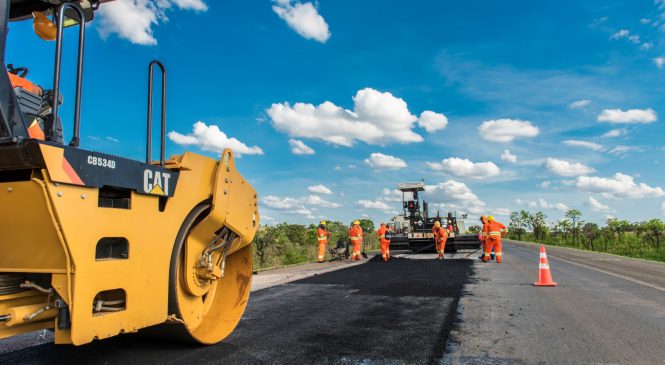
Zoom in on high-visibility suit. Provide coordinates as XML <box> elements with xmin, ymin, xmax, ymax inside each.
<box><xmin>377</xmin><ymin>224</ymin><xmax>390</xmax><ymax>261</ymax></box>
<box><xmin>317</xmin><ymin>225</ymin><xmax>329</xmax><ymax>263</ymax></box>
<box><xmin>349</xmin><ymin>225</ymin><xmax>363</xmax><ymax>261</ymax></box>
<box><xmin>479</xmin><ymin>216</ymin><xmax>490</xmax><ymax>260</ymax></box>
<box><xmin>484</xmin><ymin>219</ymin><xmax>507</xmax><ymax>263</ymax></box>
<box><xmin>432</xmin><ymin>225</ymin><xmax>448</xmax><ymax>259</ymax></box>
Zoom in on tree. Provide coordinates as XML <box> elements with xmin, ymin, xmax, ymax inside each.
<box><xmin>565</xmin><ymin>209</ymin><xmax>582</xmax><ymax>247</ymax></box>
<box><xmin>468</xmin><ymin>224</ymin><xmax>481</xmax><ymax>234</ymax></box>
<box><xmin>509</xmin><ymin>211</ymin><xmax>527</xmax><ymax>241</ymax></box>
<box><xmin>582</xmin><ymin>223</ymin><xmax>599</xmax><ymax>251</ymax></box>
<box><xmin>643</xmin><ymin>219</ymin><xmax>665</xmax><ymax>250</ymax></box>
<box><xmin>531</xmin><ymin>211</ymin><xmax>548</xmax><ymax>243</ymax></box>
<box><xmin>358</xmin><ymin>219</ymin><xmax>375</xmax><ymax>234</ymax></box>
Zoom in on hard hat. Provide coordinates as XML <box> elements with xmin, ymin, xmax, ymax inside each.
<box><xmin>33</xmin><ymin>12</ymin><xmax>57</xmax><ymax>41</ymax></box>
<box><xmin>487</xmin><ymin>215</ymin><xmax>495</xmax><ymax>221</ymax></box>
<box><xmin>320</xmin><ymin>220</ymin><xmax>327</xmax><ymax>226</ymax></box>
<box><xmin>353</xmin><ymin>220</ymin><xmax>360</xmax><ymax>225</ymax></box>
<box><xmin>434</xmin><ymin>221</ymin><xmax>441</xmax><ymax>227</ymax></box>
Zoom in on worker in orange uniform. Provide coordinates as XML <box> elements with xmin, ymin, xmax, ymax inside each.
<box><xmin>377</xmin><ymin>222</ymin><xmax>391</xmax><ymax>261</ymax></box>
<box><xmin>349</xmin><ymin>220</ymin><xmax>363</xmax><ymax>261</ymax></box>
<box><xmin>316</xmin><ymin>220</ymin><xmax>330</xmax><ymax>263</ymax></box>
<box><xmin>432</xmin><ymin>221</ymin><xmax>448</xmax><ymax>260</ymax></box>
<box><xmin>484</xmin><ymin>215</ymin><xmax>508</xmax><ymax>263</ymax></box>
<box><xmin>478</xmin><ymin>215</ymin><xmax>490</xmax><ymax>260</ymax></box>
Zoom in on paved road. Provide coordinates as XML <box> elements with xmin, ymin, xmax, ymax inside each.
<box><xmin>446</xmin><ymin>240</ymin><xmax>665</xmax><ymax>365</ymax></box>
<box><xmin>1</xmin><ymin>255</ymin><xmax>473</xmax><ymax>365</ymax></box>
<box><xmin>3</xmin><ymin>241</ymin><xmax>665</xmax><ymax>364</ymax></box>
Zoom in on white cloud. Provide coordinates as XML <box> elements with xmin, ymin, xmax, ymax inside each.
<box><xmin>602</xmin><ymin>128</ymin><xmax>627</xmax><ymax>138</ymax></box>
<box><xmin>608</xmin><ymin>145</ymin><xmax>640</xmax><ymax>156</ymax></box>
<box><xmin>106</xmin><ymin>136</ymin><xmax>120</xmax><ymax>143</ymax></box>
<box><xmin>563</xmin><ymin>140</ymin><xmax>605</xmax><ymax>151</ymax></box>
<box><xmin>641</xmin><ymin>42</ymin><xmax>654</xmax><ymax>51</ymax></box>
<box><xmin>544</xmin><ymin>157</ymin><xmax>595</xmax><ymax>177</ymax></box>
<box><xmin>425</xmin><ymin>180</ymin><xmax>486</xmax><ymax>215</ymax></box>
<box><xmin>427</xmin><ymin>157</ymin><xmax>500</xmax><ymax>179</ymax></box>
<box><xmin>334</xmin><ymin>165</ymin><xmax>342</xmax><ymax>171</ymax></box>
<box><xmin>308</xmin><ymin>184</ymin><xmax>332</xmax><ymax>195</ymax></box>
<box><xmin>493</xmin><ymin>208</ymin><xmax>513</xmax><ymax>216</ymax></box>
<box><xmin>98</xmin><ymin>0</ymin><xmax>207</xmax><ymax>45</ymax></box>
<box><xmin>574</xmin><ymin>173</ymin><xmax>665</xmax><ymax>199</ymax></box>
<box><xmin>654</xmin><ymin>57</ymin><xmax>665</xmax><ymax>69</ymax></box>
<box><xmin>305</xmin><ymin>195</ymin><xmax>341</xmax><ymax>208</ymax></box>
<box><xmin>263</xmin><ymin>195</ymin><xmax>302</xmax><ymax>210</ymax></box>
<box><xmin>661</xmin><ymin>201</ymin><xmax>665</xmax><ymax>215</ymax></box>
<box><xmin>597</xmin><ymin>108</ymin><xmax>657</xmax><ymax>124</ymax></box>
<box><xmin>417</xmin><ymin>111</ymin><xmax>448</xmax><ymax>133</ymax></box>
<box><xmin>364</xmin><ymin>153</ymin><xmax>407</xmax><ymax>170</ymax></box>
<box><xmin>587</xmin><ymin>197</ymin><xmax>612</xmax><ymax>213</ymax></box>
<box><xmin>641</xmin><ymin>18</ymin><xmax>652</xmax><ymax>24</ymax></box>
<box><xmin>477</xmin><ymin>119</ymin><xmax>539</xmax><ymax>142</ymax></box>
<box><xmin>517</xmin><ymin>198</ymin><xmax>568</xmax><ymax>212</ymax></box>
<box><xmin>569</xmin><ymin>99</ymin><xmax>591</xmax><ymax>109</ymax></box>
<box><xmin>272</xmin><ymin>0</ymin><xmax>330</xmax><ymax>43</ymax></box>
<box><xmin>610</xmin><ymin>29</ymin><xmax>630</xmax><ymax>40</ymax></box>
<box><xmin>289</xmin><ymin>139</ymin><xmax>315</xmax><ymax>155</ymax></box>
<box><xmin>168</xmin><ymin>121</ymin><xmax>263</xmax><ymax>157</ymax></box>
<box><xmin>267</xmin><ymin>88</ymin><xmax>425</xmax><ymax>146</ymax></box>
<box><xmin>381</xmin><ymin>188</ymin><xmax>403</xmax><ymax>202</ymax></box>
<box><xmin>501</xmin><ymin>149</ymin><xmax>517</xmax><ymax>163</ymax></box>
<box><xmin>357</xmin><ymin>200</ymin><xmax>391</xmax><ymax>211</ymax></box>
<box><xmin>540</xmin><ymin>181</ymin><xmax>551</xmax><ymax>189</ymax></box>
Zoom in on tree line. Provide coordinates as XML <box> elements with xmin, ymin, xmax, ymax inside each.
<box><xmin>508</xmin><ymin>209</ymin><xmax>665</xmax><ymax>262</ymax></box>
<box><xmin>251</xmin><ymin>219</ymin><xmax>380</xmax><ymax>269</ymax></box>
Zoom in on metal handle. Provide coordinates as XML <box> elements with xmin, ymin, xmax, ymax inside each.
<box><xmin>146</xmin><ymin>60</ymin><xmax>166</xmax><ymax>166</ymax></box>
<box><xmin>51</xmin><ymin>3</ymin><xmax>86</xmax><ymax>147</ymax></box>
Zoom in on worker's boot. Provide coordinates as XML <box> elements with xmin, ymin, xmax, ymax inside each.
<box><xmin>437</xmin><ymin>253</ymin><xmax>443</xmax><ymax>260</ymax></box>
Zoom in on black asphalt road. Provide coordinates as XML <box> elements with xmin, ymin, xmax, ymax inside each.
<box><xmin>1</xmin><ymin>256</ymin><xmax>473</xmax><ymax>365</ymax></box>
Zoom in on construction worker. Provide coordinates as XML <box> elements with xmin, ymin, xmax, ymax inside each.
<box><xmin>349</xmin><ymin>220</ymin><xmax>363</xmax><ymax>261</ymax></box>
<box><xmin>316</xmin><ymin>220</ymin><xmax>329</xmax><ymax>263</ymax></box>
<box><xmin>385</xmin><ymin>224</ymin><xmax>393</xmax><ymax>260</ymax></box>
<box><xmin>377</xmin><ymin>222</ymin><xmax>391</xmax><ymax>261</ymax></box>
<box><xmin>478</xmin><ymin>215</ymin><xmax>490</xmax><ymax>260</ymax></box>
<box><xmin>432</xmin><ymin>221</ymin><xmax>448</xmax><ymax>260</ymax></box>
<box><xmin>484</xmin><ymin>215</ymin><xmax>508</xmax><ymax>263</ymax></box>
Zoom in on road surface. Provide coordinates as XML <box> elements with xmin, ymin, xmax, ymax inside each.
<box><xmin>1</xmin><ymin>241</ymin><xmax>664</xmax><ymax>364</ymax></box>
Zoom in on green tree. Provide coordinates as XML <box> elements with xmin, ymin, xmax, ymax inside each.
<box><xmin>565</xmin><ymin>209</ymin><xmax>583</xmax><ymax>246</ymax></box>
<box><xmin>509</xmin><ymin>211</ymin><xmax>527</xmax><ymax>240</ymax></box>
<box><xmin>582</xmin><ymin>223</ymin><xmax>599</xmax><ymax>251</ymax></box>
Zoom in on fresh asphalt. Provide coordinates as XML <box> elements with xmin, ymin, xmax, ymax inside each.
<box><xmin>2</xmin><ymin>241</ymin><xmax>665</xmax><ymax>364</ymax></box>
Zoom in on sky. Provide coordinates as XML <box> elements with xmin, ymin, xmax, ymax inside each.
<box><xmin>6</xmin><ymin>0</ymin><xmax>665</xmax><ymax>226</ymax></box>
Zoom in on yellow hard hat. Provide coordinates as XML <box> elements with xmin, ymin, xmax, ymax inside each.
<box><xmin>353</xmin><ymin>220</ymin><xmax>360</xmax><ymax>225</ymax></box>
<box><xmin>434</xmin><ymin>221</ymin><xmax>441</xmax><ymax>227</ymax></box>
<box><xmin>487</xmin><ymin>215</ymin><xmax>495</xmax><ymax>221</ymax></box>
<box><xmin>320</xmin><ymin>220</ymin><xmax>327</xmax><ymax>225</ymax></box>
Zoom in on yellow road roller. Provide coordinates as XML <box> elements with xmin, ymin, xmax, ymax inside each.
<box><xmin>0</xmin><ymin>1</ymin><xmax>258</xmax><ymax>345</ymax></box>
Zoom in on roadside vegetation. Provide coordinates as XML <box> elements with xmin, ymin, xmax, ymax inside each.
<box><xmin>507</xmin><ymin>209</ymin><xmax>665</xmax><ymax>263</ymax></box>
<box><xmin>251</xmin><ymin>219</ymin><xmax>380</xmax><ymax>269</ymax></box>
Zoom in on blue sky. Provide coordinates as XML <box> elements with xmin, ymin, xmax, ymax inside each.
<box><xmin>7</xmin><ymin>0</ymin><xmax>665</xmax><ymax>226</ymax></box>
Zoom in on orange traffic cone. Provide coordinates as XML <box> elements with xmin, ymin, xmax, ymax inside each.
<box><xmin>534</xmin><ymin>245</ymin><xmax>557</xmax><ymax>287</ymax></box>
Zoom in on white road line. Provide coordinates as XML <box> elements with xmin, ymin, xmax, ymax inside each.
<box><xmin>513</xmin><ymin>245</ymin><xmax>665</xmax><ymax>294</ymax></box>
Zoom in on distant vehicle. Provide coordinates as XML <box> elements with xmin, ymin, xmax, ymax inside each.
<box><xmin>389</xmin><ymin>181</ymin><xmax>481</xmax><ymax>252</ymax></box>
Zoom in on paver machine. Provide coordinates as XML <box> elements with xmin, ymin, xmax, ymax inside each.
<box><xmin>389</xmin><ymin>181</ymin><xmax>480</xmax><ymax>253</ymax></box>
<box><xmin>0</xmin><ymin>0</ymin><xmax>259</xmax><ymax>345</ymax></box>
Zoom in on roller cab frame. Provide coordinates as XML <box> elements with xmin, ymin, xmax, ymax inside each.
<box><xmin>0</xmin><ymin>0</ymin><xmax>259</xmax><ymax>345</ymax></box>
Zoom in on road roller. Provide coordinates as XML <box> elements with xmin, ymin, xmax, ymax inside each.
<box><xmin>0</xmin><ymin>1</ymin><xmax>259</xmax><ymax>345</ymax></box>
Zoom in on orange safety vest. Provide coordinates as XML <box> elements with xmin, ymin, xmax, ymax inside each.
<box><xmin>433</xmin><ymin>226</ymin><xmax>448</xmax><ymax>242</ymax></box>
<box><xmin>349</xmin><ymin>226</ymin><xmax>363</xmax><ymax>243</ymax></box>
<box><xmin>485</xmin><ymin>221</ymin><xmax>507</xmax><ymax>238</ymax></box>
<box><xmin>377</xmin><ymin>226</ymin><xmax>389</xmax><ymax>243</ymax></box>
<box><xmin>317</xmin><ymin>227</ymin><xmax>328</xmax><ymax>244</ymax></box>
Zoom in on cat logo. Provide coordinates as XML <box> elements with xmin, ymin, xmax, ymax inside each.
<box><xmin>143</xmin><ymin>169</ymin><xmax>171</xmax><ymax>196</ymax></box>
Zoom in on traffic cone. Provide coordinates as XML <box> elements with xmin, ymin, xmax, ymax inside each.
<box><xmin>534</xmin><ymin>245</ymin><xmax>557</xmax><ymax>287</ymax></box>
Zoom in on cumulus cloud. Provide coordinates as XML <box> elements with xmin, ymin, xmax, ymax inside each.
<box><xmin>641</xmin><ymin>42</ymin><xmax>654</xmax><ymax>51</ymax></box>
<box><xmin>308</xmin><ymin>184</ymin><xmax>332</xmax><ymax>195</ymax></box>
<box><xmin>517</xmin><ymin>198</ymin><xmax>568</xmax><ymax>212</ymax></box>
<box><xmin>168</xmin><ymin>121</ymin><xmax>263</xmax><ymax>157</ymax></box>
<box><xmin>569</xmin><ymin>99</ymin><xmax>591</xmax><ymax>109</ymax></box>
<box><xmin>427</xmin><ymin>157</ymin><xmax>500</xmax><ymax>179</ymax></box>
<box><xmin>381</xmin><ymin>188</ymin><xmax>403</xmax><ymax>202</ymax></box>
<box><xmin>587</xmin><ymin>196</ymin><xmax>613</xmax><ymax>213</ymax></box>
<box><xmin>544</xmin><ymin>158</ymin><xmax>595</xmax><ymax>177</ymax></box>
<box><xmin>574</xmin><ymin>173</ymin><xmax>665</xmax><ymax>199</ymax></box>
<box><xmin>364</xmin><ymin>153</ymin><xmax>407</xmax><ymax>170</ymax></box>
<box><xmin>563</xmin><ymin>140</ymin><xmax>605</xmax><ymax>151</ymax></box>
<box><xmin>289</xmin><ymin>139</ymin><xmax>315</xmax><ymax>155</ymax></box>
<box><xmin>417</xmin><ymin>111</ymin><xmax>448</xmax><ymax>133</ymax></box>
<box><xmin>477</xmin><ymin>119</ymin><xmax>539</xmax><ymax>142</ymax></box>
<box><xmin>424</xmin><ymin>180</ymin><xmax>486</xmax><ymax>215</ymax></box>
<box><xmin>267</xmin><ymin>88</ymin><xmax>426</xmax><ymax>146</ymax></box>
<box><xmin>501</xmin><ymin>150</ymin><xmax>517</xmax><ymax>163</ymax></box>
<box><xmin>357</xmin><ymin>200</ymin><xmax>391</xmax><ymax>211</ymax></box>
<box><xmin>610</xmin><ymin>29</ymin><xmax>640</xmax><ymax>44</ymax></box>
<box><xmin>305</xmin><ymin>195</ymin><xmax>341</xmax><ymax>208</ymax></box>
<box><xmin>262</xmin><ymin>193</ymin><xmax>339</xmax><ymax>217</ymax></box>
<box><xmin>597</xmin><ymin>108</ymin><xmax>657</xmax><ymax>124</ymax></box>
<box><xmin>608</xmin><ymin>145</ymin><xmax>640</xmax><ymax>156</ymax></box>
<box><xmin>272</xmin><ymin>0</ymin><xmax>330</xmax><ymax>43</ymax></box>
<box><xmin>654</xmin><ymin>57</ymin><xmax>665</xmax><ymax>69</ymax></box>
<box><xmin>263</xmin><ymin>195</ymin><xmax>304</xmax><ymax>210</ymax></box>
<box><xmin>602</xmin><ymin>128</ymin><xmax>627</xmax><ymax>138</ymax></box>
<box><xmin>98</xmin><ymin>0</ymin><xmax>207</xmax><ymax>45</ymax></box>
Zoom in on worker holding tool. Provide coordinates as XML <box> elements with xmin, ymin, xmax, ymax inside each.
<box><xmin>432</xmin><ymin>221</ymin><xmax>448</xmax><ymax>260</ymax></box>
<box><xmin>377</xmin><ymin>222</ymin><xmax>391</xmax><ymax>261</ymax></box>
<box><xmin>317</xmin><ymin>220</ymin><xmax>330</xmax><ymax>263</ymax></box>
<box><xmin>483</xmin><ymin>215</ymin><xmax>508</xmax><ymax>263</ymax></box>
<box><xmin>478</xmin><ymin>215</ymin><xmax>493</xmax><ymax>260</ymax></box>
<box><xmin>349</xmin><ymin>220</ymin><xmax>363</xmax><ymax>261</ymax></box>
